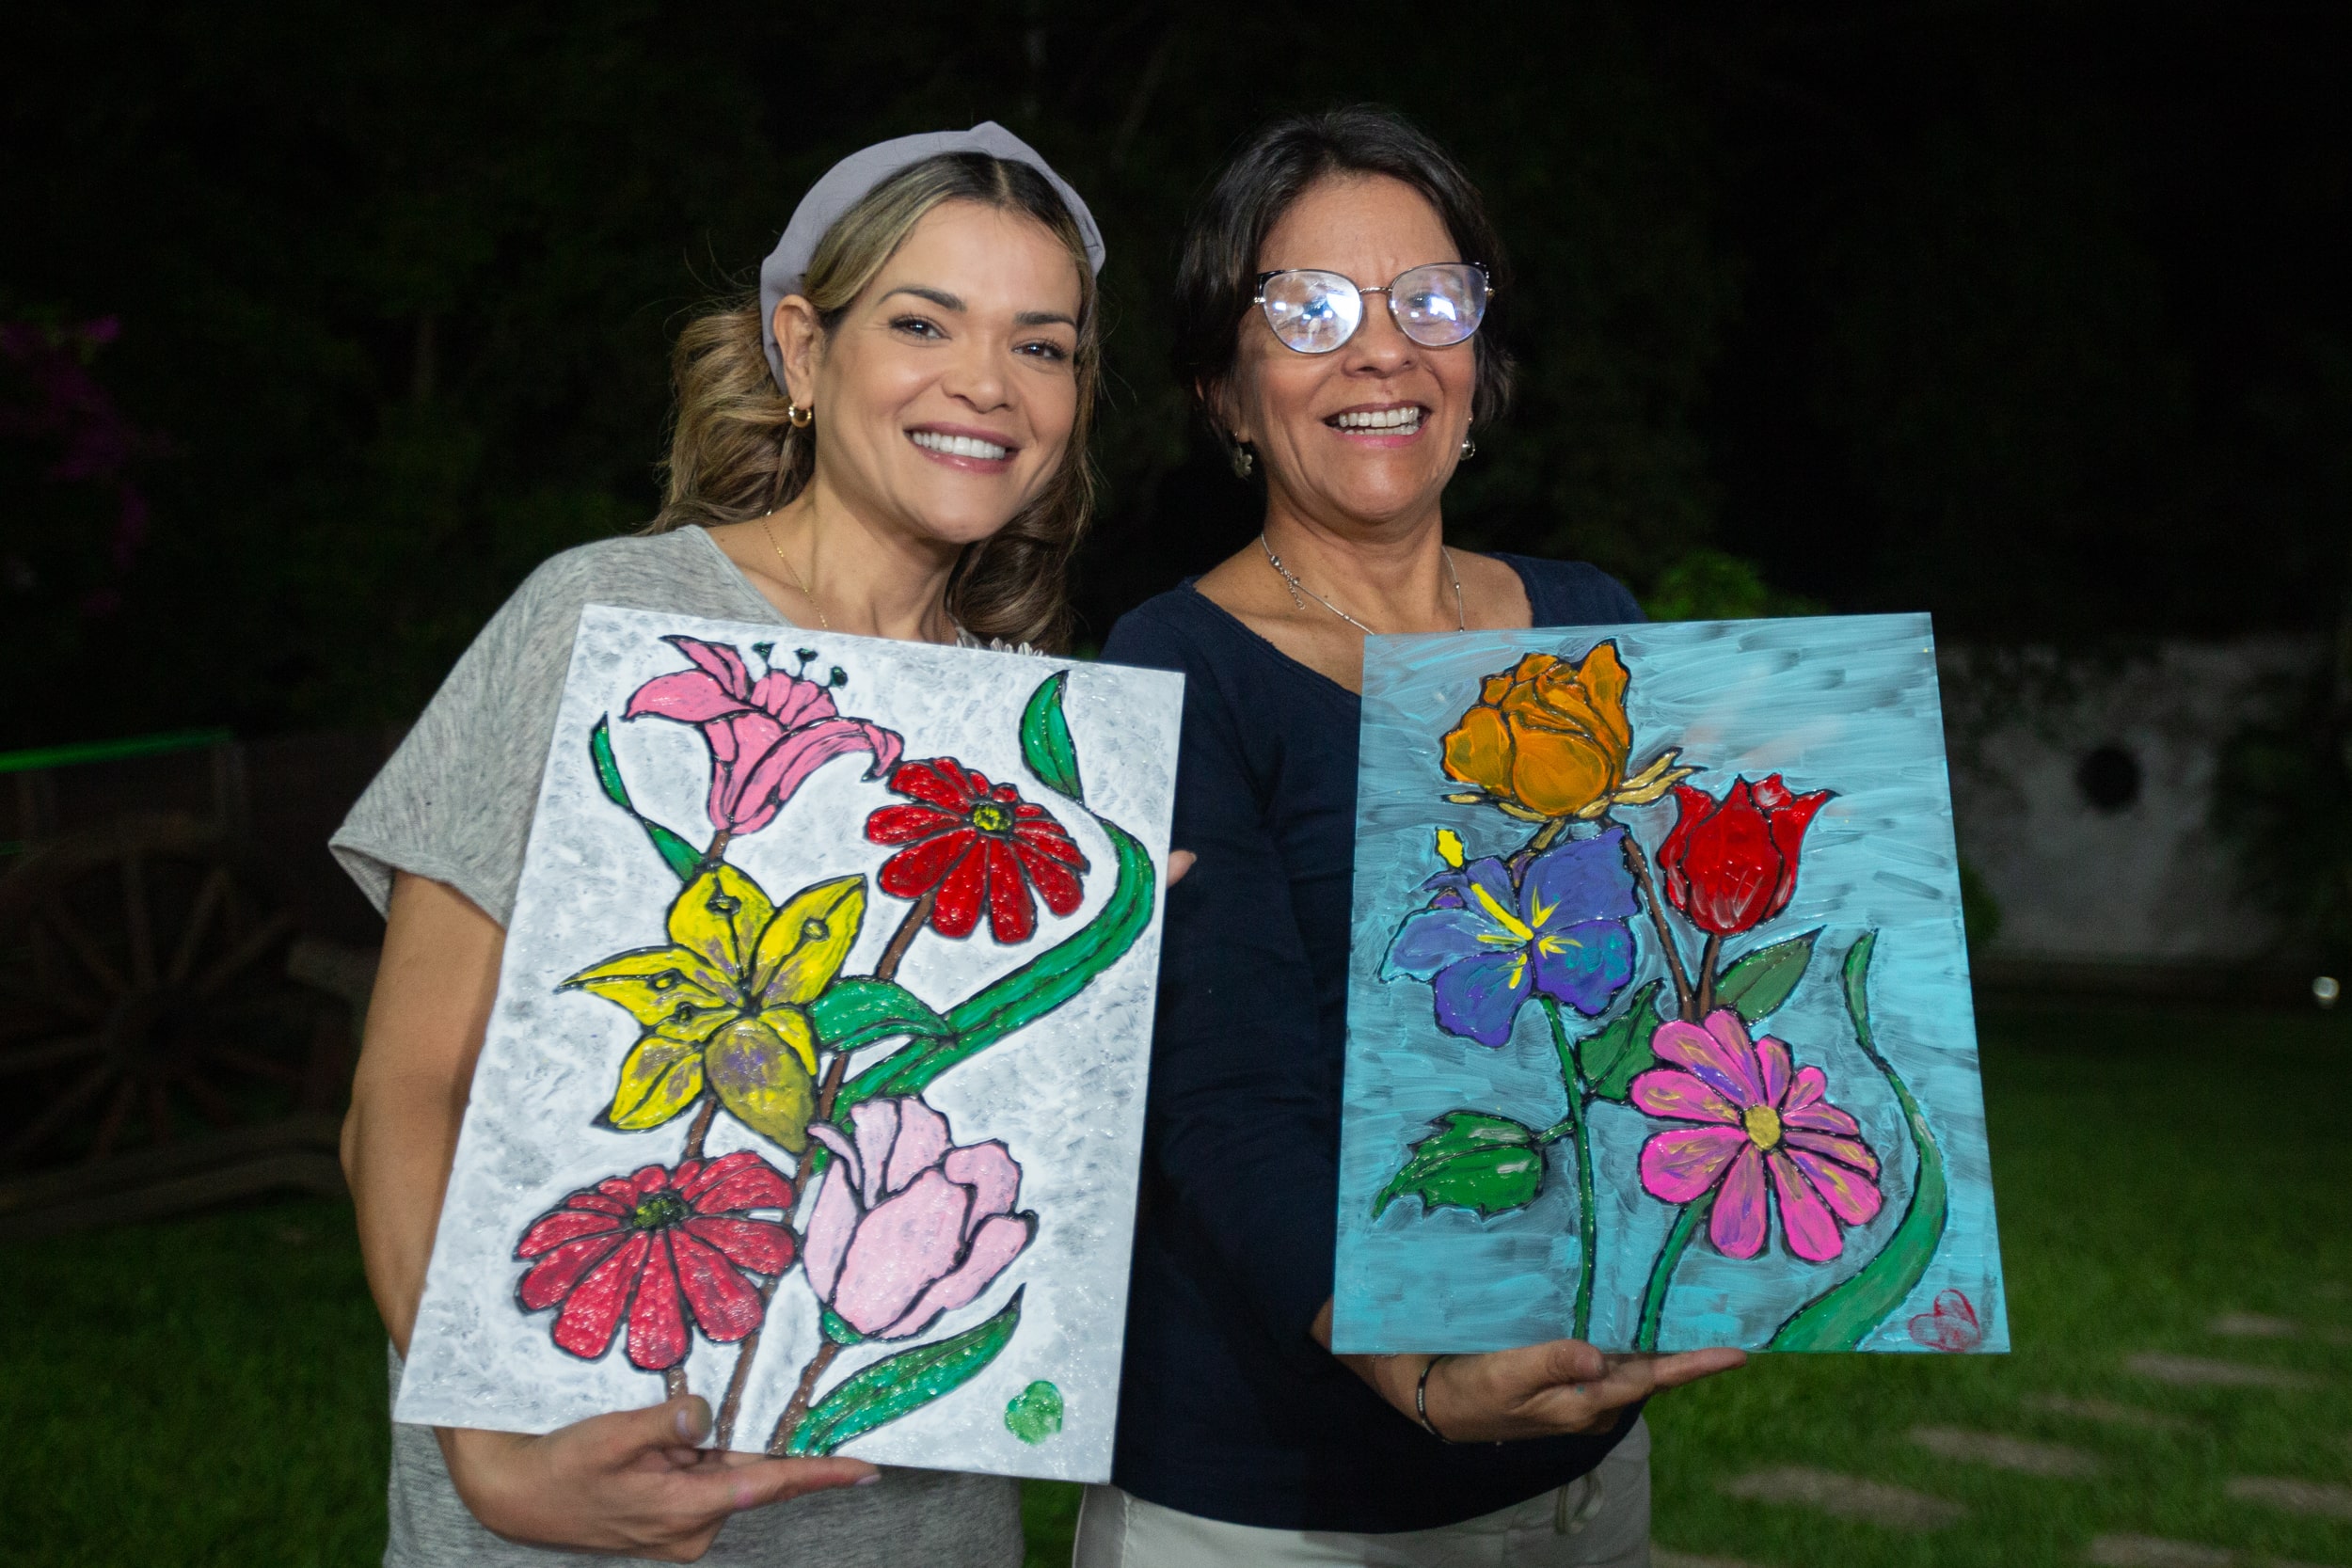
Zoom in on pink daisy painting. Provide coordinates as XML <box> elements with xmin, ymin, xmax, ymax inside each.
<box><xmin>1629</xmin><ymin>1008</ymin><xmax>1883</xmax><ymax>1263</ymax></box>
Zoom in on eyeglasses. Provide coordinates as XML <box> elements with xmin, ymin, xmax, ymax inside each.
<box><xmin>1252</xmin><ymin>263</ymin><xmax>1493</xmax><ymax>355</ymax></box>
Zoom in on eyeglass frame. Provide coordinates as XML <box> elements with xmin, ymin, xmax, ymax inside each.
<box><xmin>1248</xmin><ymin>262</ymin><xmax>1496</xmax><ymax>354</ymax></box>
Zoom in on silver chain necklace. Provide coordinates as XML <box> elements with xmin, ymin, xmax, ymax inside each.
<box><xmin>1260</xmin><ymin>534</ymin><xmax>1467</xmax><ymax>635</ymax></box>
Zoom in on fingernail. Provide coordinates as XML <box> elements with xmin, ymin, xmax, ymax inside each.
<box><xmin>855</xmin><ymin>1472</ymin><xmax>882</xmax><ymax>1487</ymax></box>
<box><xmin>675</xmin><ymin>1396</ymin><xmax>712</xmax><ymax>1441</ymax></box>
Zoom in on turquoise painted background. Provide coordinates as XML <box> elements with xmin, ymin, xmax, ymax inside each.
<box><xmin>1332</xmin><ymin>613</ymin><xmax>2008</xmax><ymax>1354</ymax></box>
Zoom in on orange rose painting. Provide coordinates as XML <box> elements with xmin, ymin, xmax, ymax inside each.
<box><xmin>1440</xmin><ymin>641</ymin><xmax>1694</xmax><ymax>824</ymax></box>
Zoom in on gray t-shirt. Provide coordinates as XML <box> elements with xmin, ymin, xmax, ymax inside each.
<box><xmin>333</xmin><ymin>527</ymin><xmax>1023</xmax><ymax>1568</ymax></box>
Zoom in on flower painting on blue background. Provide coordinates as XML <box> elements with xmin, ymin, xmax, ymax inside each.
<box><xmin>1333</xmin><ymin>614</ymin><xmax>2007</xmax><ymax>1356</ymax></box>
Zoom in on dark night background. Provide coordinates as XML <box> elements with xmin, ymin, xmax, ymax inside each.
<box><xmin>8</xmin><ymin>19</ymin><xmax>2352</xmax><ymax>1563</ymax></box>
<box><xmin>7</xmin><ymin>2</ymin><xmax>2348</xmax><ymax>744</ymax></box>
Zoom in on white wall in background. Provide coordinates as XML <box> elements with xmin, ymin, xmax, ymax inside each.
<box><xmin>1943</xmin><ymin>638</ymin><xmax>2313</xmax><ymax>967</ymax></box>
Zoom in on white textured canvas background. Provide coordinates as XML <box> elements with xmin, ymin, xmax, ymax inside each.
<box><xmin>392</xmin><ymin>606</ymin><xmax>1181</xmax><ymax>1482</ymax></box>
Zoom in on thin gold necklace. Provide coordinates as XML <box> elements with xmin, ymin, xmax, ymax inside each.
<box><xmin>1259</xmin><ymin>534</ymin><xmax>1466</xmax><ymax>635</ymax></box>
<box><xmin>759</xmin><ymin>514</ymin><xmax>829</xmax><ymax>631</ymax></box>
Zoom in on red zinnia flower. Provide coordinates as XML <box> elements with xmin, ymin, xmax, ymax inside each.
<box><xmin>865</xmin><ymin>758</ymin><xmax>1089</xmax><ymax>943</ymax></box>
<box><xmin>514</xmin><ymin>1152</ymin><xmax>796</xmax><ymax>1372</ymax></box>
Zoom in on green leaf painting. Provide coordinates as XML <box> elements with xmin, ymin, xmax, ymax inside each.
<box><xmin>588</xmin><ymin>716</ymin><xmax>702</xmax><ymax>880</ymax></box>
<box><xmin>1004</xmin><ymin>1380</ymin><xmax>1064</xmax><ymax>1445</ymax></box>
<box><xmin>1580</xmin><ymin>979</ymin><xmax>1667</xmax><ymax>1103</ymax></box>
<box><xmin>1711</xmin><ymin>929</ymin><xmax>1819</xmax><ymax>1023</ymax></box>
<box><xmin>1769</xmin><ymin>933</ymin><xmax>1951</xmax><ymax>1351</ymax></box>
<box><xmin>1019</xmin><ymin>670</ymin><xmax>1085</xmax><ymax>803</ymax></box>
<box><xmin>1373</xmin><ymin>1112</ymin><xmax>1545</xmax><ymax>1220</ymax></box>
<box><xmin>785</xmin><ymin>1292</ymin><xmax>1025</xmax><ymax>1456</ymax></box>
<box><xmin>807</xmin><ymin>977</ymin><xmax>954</xmax><ymax>1054</ymax></box>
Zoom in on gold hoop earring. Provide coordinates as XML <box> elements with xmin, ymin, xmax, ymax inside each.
<box><xmin>786</xmin><ymin>402</ymin><xmax>813</xmax><ymax>429</ymax></box>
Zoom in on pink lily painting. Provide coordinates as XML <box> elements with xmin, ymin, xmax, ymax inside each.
<box><xmin>389</xmin><ymin>608</ymin><xmax>1182</xmax><ymax>1478</ymax></box>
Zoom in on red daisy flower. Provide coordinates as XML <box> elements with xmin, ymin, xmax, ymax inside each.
<box><xmin>864</xmin><ymin>757</ymin><xmax>1089</xmax><ymax>943</ymax></box>
<box><xmin>514</xmin><ymin>1152</ymin><xmax>796</xmax><ymax>1372</ymax></box>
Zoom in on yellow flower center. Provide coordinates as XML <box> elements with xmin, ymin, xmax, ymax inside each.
<box><xmin>1742</xmin><ymin>1103</ymin><xmax>1784</xmax><ymax>1150</ymax></box>
<box><xmin>970</xmin><ymin>800</ymin><xmax>1015</xmax><ymax>834</ymax></box>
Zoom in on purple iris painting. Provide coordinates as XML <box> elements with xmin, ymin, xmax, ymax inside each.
<box><xmin>1380</xmin><ymin>828</ymin><xmax>1639</xmax><ymax>1048</ymax></box>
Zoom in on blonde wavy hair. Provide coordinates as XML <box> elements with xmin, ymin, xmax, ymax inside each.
<box><xmin>650</xmin><ymin>152</ymin><xmax>1100</xmax><ymax>651</ymax></box>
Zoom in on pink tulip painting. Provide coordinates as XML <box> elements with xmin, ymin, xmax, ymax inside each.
<box><xmin>803</xmin><ymin>1096</ymin><xmax>1036</xmax><ymax>1341</ymax></box>
<box><xmin>624</xmin><ymin>637</ymin><xmax>903</xmax><ymax>839</ymax></box>
<box><xmin>1629</xmin><ymin>1008</ymin><xmax>1883</xmax><ymax>1263</ymax></box>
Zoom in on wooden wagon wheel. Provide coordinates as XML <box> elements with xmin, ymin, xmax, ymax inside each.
<box><xmin>0</xmin><ymin>813</ymin><xmax>310</xmax><ymax>1170</ymax></box>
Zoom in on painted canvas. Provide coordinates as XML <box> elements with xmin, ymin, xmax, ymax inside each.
<box><xmin>392</xmin><ymin>605</ymin><xmax>1181</xmax><ymax>1481</ymax></box>
<box><xmin>1333</xmin><ymin>614</ymin><xmax>2006</xmax><ymax>1356</ymax></box>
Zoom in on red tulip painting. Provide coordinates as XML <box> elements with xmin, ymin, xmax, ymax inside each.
<box><xmin>388</xmin><ymin>609</ymin><xmax>1182</xmax><ymax>1478</ymax></box>
<box><xmin>1338</xmin><ymin>614</ymin><xmax>2005</xmax><ymax>1359</ymax></box>
<box><xmin>1658</xmin><ymin>777</ymin><xmax>1833</xmax><ymax>938</ymax></box>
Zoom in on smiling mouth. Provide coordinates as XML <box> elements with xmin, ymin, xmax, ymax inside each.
<box><xmin>1327</xmin><ymin>405</ymin><xmax>1425</xmax><ymax>436</ymax></box>
<box><xmin>910</xmin><ymin>429</ymin><xmax>1013</xmax><ymax>462</ymax></box>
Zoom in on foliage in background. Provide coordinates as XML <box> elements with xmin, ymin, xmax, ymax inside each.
<box><xmin>2213</xmin><ymin>585</ymin><xmax>2352</xmax><ymax>969</ymax></box>
<box><xmin>1641</xmin><ymin>547</ymin><xmax>1824</xmax><ymax>622</ymax></box>
<box><xmin>5</xmin><ymin>3</ymin><xmax>2347</xmax><ymax>748</ymax></box>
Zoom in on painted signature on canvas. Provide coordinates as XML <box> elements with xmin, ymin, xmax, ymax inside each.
<box><xmin>512</xmin><ymin>635</ymin><xmax>1150</xmax><ymax>1454</ymax></box>
<box><xmin>1373</xmin><ymin>641</ymin><xmax>1962</xmax><ymax>1351</ymax></box>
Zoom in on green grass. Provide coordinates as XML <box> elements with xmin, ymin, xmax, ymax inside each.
<box><xmin>1648</xmin><ymin>1001</ymin><xmax>2352</xmax><ymax>1567</ymax></box>
<box><xmin>1</xmin><ymin>1001</ymin><xmax>2346</xmax><ymax>1566</ymax></box>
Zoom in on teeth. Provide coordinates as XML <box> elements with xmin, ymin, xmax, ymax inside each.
<box><xmin>912</xmin><ymin>430</ymin><xmax>1010</xmax><ymax>461</ymax></box>
<box><xmin>1332</xmin><ymin>406</ymin><xmax>1423</xmax><ymax>432</ymax></box>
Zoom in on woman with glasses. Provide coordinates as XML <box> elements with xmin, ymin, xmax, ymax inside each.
<box><xmin>1078</xmin><ymin>107</ymin><xmax>1745</xmax><ymax>1566</ymax></box>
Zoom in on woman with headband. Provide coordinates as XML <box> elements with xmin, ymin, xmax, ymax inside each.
<box><xmin>1083</xmin><ymin>107</ymin><xmax>1746</xmax><ymax>1565</ymax></box>
<box><xmin>333</xmin><ymin>124</ymin><xmax>1103</xmax><ymax>1566</ymax></box>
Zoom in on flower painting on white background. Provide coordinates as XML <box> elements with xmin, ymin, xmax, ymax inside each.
<box><xmin>1334</xmin><ymin>615</ymin><xmax>2007</xmax><ymax>1357</ymax></box>
<box><xmin>394</xmin><ymin>606</ymin><xmax>1180</xmax><ymax>1481</ymax></box>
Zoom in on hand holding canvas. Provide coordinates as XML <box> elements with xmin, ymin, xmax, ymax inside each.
<box><xmin>1314</xmin><ymin>1301</ymin><xmax>1745</xmax><ymax>1443</ymax></box>
<box><xmin>437</xmin><ymin>1395</ymin><xmax>875</xmax><ymax>1561</ymax></box>
<box><xmin>348</xmin><ymin>875</ymin><xmax>879</xmax><ymax>1556</ymax></box>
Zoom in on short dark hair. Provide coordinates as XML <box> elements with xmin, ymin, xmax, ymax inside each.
<box><xmin>1172</xmin><ymin>105</ymin><xmax>1516</xmax><ymax>452</ymax></box>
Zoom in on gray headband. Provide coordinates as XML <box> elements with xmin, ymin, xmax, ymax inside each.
<box><xmin>757</xmin><ymin>121</ymin><xmax>1105</xmax><ymax>393</ymax></box>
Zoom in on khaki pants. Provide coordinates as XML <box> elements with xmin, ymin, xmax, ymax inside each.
<box><xmin>1072</xmin><ymin>1418</ymin><xmax>1650</xmax><ymax>1568</ymax></box>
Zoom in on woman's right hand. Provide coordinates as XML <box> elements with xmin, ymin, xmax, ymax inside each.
<box><xmin>438</xmin><ymin>1394</ymin><xmax>877</xmax><ymax>1561</ymax></box>
<box><xmin>1411</xmin><ymin>1340</ymin><xmax>1745</xmax><ymax>1443</ymax></box>
<box><xmin>1316</xmin><ymin>1300</ymin><xmax>1744</xmax><ymax>1444</ymax></box>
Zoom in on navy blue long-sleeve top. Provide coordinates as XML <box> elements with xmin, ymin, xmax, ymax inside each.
<box><xmin>1100</xmin><ymin>554</ymin><xmax>1649</xmax><ymax>1532</ymax></box>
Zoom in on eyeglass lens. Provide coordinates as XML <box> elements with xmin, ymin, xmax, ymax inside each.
<box><xmin>1258</xmin><ymin>264</ymin><xmax>1487</xmax><ymax>354</ymax></box>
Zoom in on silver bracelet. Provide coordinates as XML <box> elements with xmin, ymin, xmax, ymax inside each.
<box><xmin>1414</xmin><ymin>1354</ymin><xmax>1454</xmax><ymax>1443</ymax></box>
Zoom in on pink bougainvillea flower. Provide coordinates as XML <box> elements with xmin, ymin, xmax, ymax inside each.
<box><xmin>864</xmin><ymin>758</ymin><xmax>1088</xmax><ymax>943</ymax></box>
<box><xmin>1629</xmin><ymin>1008</ymin><xmax>1882</xmax><ymax>1262</ymax></box>
<box><xmin>514</xmin><ymin>1152</ymin><xmax>797</xmax><ymax>1371</ymax></box>
<box><xmin>624</xmin><ymin>637</ymin><xmax>902</xmax><ymax>838</ymax></box>
<box><xmin>803</xmin><ymin>1096</ymin><xmax>1036</xmax><ymax>1341</ymax></box>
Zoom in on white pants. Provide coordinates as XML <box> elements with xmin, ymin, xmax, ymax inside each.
<box><xmin>1072</xmin><ymin>1418</ymin><xmax>1650</xmax><ymax>1568</ymax></box>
